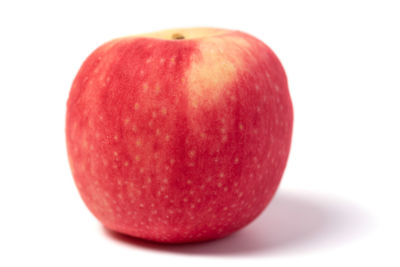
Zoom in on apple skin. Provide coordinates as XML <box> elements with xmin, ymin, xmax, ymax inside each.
<box><xmin>66</xmin><ymin>28</ymin><xmax>293</xmax><ymax>243</ymax></box>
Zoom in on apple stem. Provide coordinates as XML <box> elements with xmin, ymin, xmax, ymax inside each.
<box><xmin>172</xmin><ymin>33</ymin><xmax>185</xmax><ymax>40</ymax></box>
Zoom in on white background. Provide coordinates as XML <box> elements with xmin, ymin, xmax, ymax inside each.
<box><xmin>0</xmin><ymin>0</ymin><xmax>399</xmax><ymax>266</ymax></box>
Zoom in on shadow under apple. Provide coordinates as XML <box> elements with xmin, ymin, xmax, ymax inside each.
<box><xmin>103</xmin><ymin>191</ymin><xmax>374</xmax><ymax>257</ymax></box>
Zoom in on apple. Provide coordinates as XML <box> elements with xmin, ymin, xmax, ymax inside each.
<box><xmin>66</xmin><ymin>27</ymin><xmax>293</xmax><ymax>243</ymax></box>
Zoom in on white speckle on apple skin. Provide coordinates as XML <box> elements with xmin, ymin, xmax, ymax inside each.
<box><xmin>188</xmin><ymin>150</ymin><xmax>196</xmax><ymax>158</ymax></box>
<box><xmin>135</xmin><ymin>139</ymin><xmax>142</xmax><ymax>146</ymax></box>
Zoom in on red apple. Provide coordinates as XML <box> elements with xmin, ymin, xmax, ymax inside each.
<box><xmin>66</xmin><ymin>27</ymin><xmax>293</xmax><ymax>243</ymax></box>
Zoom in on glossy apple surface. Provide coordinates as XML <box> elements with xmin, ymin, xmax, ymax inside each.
<box><xmin>66</xmin><ymin>28</ymin><xmax>293</xmax><ymax>243</ymax></box>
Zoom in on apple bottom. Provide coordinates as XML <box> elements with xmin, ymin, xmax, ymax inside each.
<box><xmin>85</xmin><ymin>187</ymin><xmax>278</xmax><ymax>244</ymax></box>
